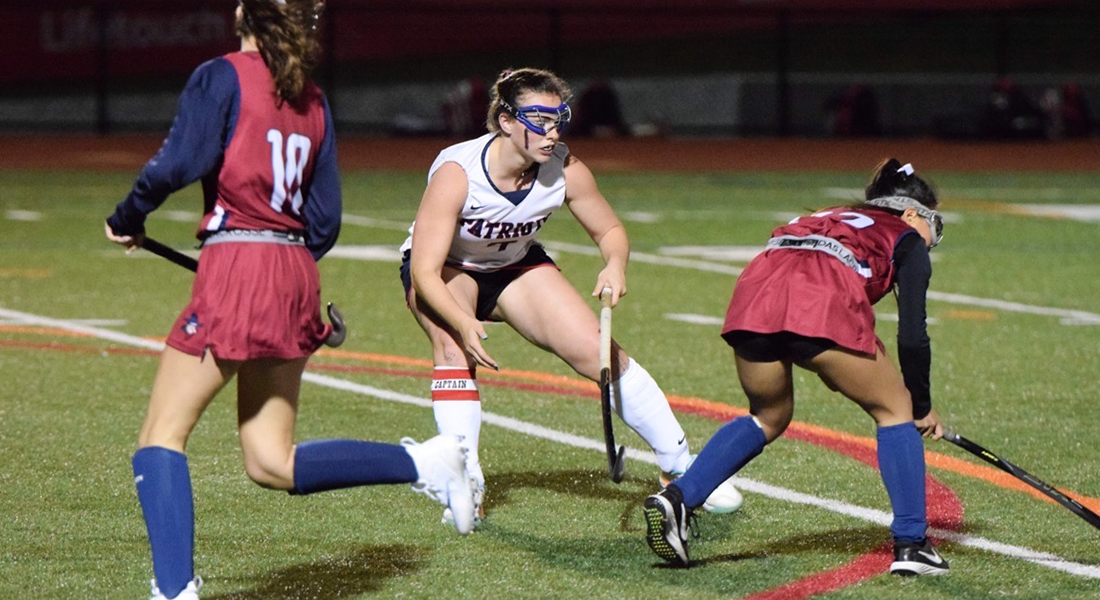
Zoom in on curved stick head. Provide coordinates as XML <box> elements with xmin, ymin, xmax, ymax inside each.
<box><xmin>610</xmin><ymin>446</ymin><xmax>626</xmax><ymax>483</ymax></box>
<box><xmin>323</xmin><ymin>302</ymin><xmax>347</xmax><ymax>347</ymax></box>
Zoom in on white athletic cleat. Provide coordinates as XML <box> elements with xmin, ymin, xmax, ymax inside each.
<box><xmin>660</xmin><ymin>455</ymin><xmax>744</xmax><ymax>514</ymax></box>
<box><xmin>149</xmin><ymin>577</ymin><xmax>202</xmax><ymax>600</ymax></box>
<box><xmin>443</xmin><ymin>481</ymin><xmax>485</xmax><ymax>530</ymax></box>
<box><xmin>401</xmin><ymin>435</ymin><xmax>477</xmax><ymax>535</ymax></box>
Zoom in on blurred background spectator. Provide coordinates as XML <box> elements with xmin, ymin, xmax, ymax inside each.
<box><xmin>825</xmin><ymin>84</ymin><xmax>881</xmax><ymax>137</ymax></box>
<box><xmin>442</xmin><ymin>76</ymin><xmax>490</xmax><ymax>138</ymax></box>
<box><xmin>570</xmin><ymin>78</ymin><xmax>631</xmax><ymax>138</ymax></box>
<box><xmin>979</xmin><ymin>77</ymin><xmax>1045</xmax><ymax>140</ymax></box>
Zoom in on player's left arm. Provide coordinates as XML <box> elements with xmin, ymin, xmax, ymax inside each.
<box><xmin>563</xmin><ymin>153</ymin><xmax>628</xmax><ymax>306</ymax></box>
<box><xmin>302</xmin><ymin>94</ymin><xmax>342</xmax><ymax>261</ymax></box>
<box><xmin>894</xmin><ymin>233</ymin><xmax>942</xmax><ymax>438</ymax></box>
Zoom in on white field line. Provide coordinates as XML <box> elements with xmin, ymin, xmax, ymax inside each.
<box><xmin>0</xmin><ymin>317</ymin><xmax>128</xmax><ymax>327</ymax></box>
<box><xmin>927</xmin><ymin>291</ymin><xmax>1100</xmax><ymax>325</ymax></box>
<box><xmin>0</xmin><ymin>307</ymin><xmax>163</xmax><ymax>351</ymax></box>
<box><xmin>541</xmin><ymin>241</ymin><xmax>744</xmax><ymax>276</ymax></box>
<box><xmin>341</xmin><ymin>213</ymin><xmax>413</xmax><ymax>231</ymax></box>
<box><xmin>3</xmin><ymin>306</ymin><xmax>1098</xmax><ymax>579</ymax></box>
<box><xmin>543</xmin><ymin>241</ymin><xmax>1100</xmax><ymax>325</ymax></box>
<box><xmin>5</xmin><ymin>210</ymin><xmax>43</xmax><ymax>221</ymax></box>
<box><xmin>324</xmin><ymin>225</ymin><xmax>1098</xmax><ymax>324</ymax></box>
<box><xmin>663</xmin><ymin>313</ymin><xmax>941</xmax><ymax>326</ymax></box>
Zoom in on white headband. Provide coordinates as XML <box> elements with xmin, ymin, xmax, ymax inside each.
<box><xmin>865</xmin><ymin>195</ymin><xmax>944</xmax><ymax>248</ymax></box>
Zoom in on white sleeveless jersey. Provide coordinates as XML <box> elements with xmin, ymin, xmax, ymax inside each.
<box><xmin>400</xmin><ymin>133</ymin><xmax>568</xmax><ymax>271</ymax></box>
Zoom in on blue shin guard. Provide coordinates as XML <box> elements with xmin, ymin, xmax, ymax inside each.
<box><xmin>291</xmin><ymin>439</ymin><xmax>418</xmax><ymax>495</ymax></box>
<box><xmin>674</xmin><ymin>415</ymin><xmax>767</xmax><ymax>509</ymax></box>
<box><xmin>877</xmin><ymin>422</ymin><xmax>928</xmax><ymax>543</ymax></box>
<box><xmin>132</xmin><ymin>447</ymin><xmax>194</xmax><ymax>600</ymax></box>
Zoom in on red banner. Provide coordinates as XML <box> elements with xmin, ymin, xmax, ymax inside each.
<box><xmin>2</xmin><ymin>6</ymin><xmax>236</xmax><ymax>85</ymax></box>
<box><xmin>0</xmin><ymin>1</ymin><xmax>1079</xmax><ymax>85</ymax></box>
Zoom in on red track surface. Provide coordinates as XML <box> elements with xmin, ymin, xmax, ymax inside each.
<box><xmin>5</xmin><ymin>134</ymin><xmax>1100</xmax><ymax>173</ymax></box>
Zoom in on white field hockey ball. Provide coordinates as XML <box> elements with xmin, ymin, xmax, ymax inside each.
<box><xmin>703</xmin><ymin>480</ymin><xmax>744</xmax><ymax>514</ymax></box>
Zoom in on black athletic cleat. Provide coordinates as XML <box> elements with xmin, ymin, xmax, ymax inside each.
<box><xmin>644</xmin><ymin>485</ymin><xmax>692</xmax><ymax>567</ymax></box>
<box><xmin>890</xmin><ymin>538</ymin><xmax>949</xmax><ymax>576</ymax></box>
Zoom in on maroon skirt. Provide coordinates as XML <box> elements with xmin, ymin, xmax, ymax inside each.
<box><xmin>165</xmin><ymin>242</ymin><xmax>329</xmax><ymax>360</ymax></box>
<box><xmin>722</xmin><ymin>249</ymin><xmax>883</xmax><ymax>356</ymax></box>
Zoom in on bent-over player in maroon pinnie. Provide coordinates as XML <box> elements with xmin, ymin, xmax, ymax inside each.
<box><xmin>645</xmin><ymin>159</ymin><xmax>950</xmax><ymax>577</ymax></box>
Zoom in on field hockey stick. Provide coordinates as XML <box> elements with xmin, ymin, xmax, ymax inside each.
<box><xmin>138</xmin><ymin>236</ymin><xmax>347</xmax><ymax>348</ymax></box>
<box><xmin>141</xmin><ymin>236</ymin><xmax>198</xmax><ymax>272</ymax></box>
<box><xmin>942</xmin><ymin>427</ymin><xmax>1100</xmax><ymax>531</ymax></box>
<box><xmin>599</xmin><ymin>287</ymin><xmax>627</xmax><ymax>483</ymax></box>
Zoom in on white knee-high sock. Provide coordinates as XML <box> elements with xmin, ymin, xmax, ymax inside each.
<box><xmin>610</xmin><ymin>359</ymin><xmax>691</xmax><ymax>473</ymax></box>
<box><xmin>431</xmin><ymin>367</ymin><xmax>484</xmax><ymax>484</ymax></box>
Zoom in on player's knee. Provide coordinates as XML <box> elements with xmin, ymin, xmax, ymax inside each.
<box><xmin>241</xmin><ymin>449</ymin><xmax>294</xmax><ymax>490</ymax></box>
<box><xmin>750</xmin><ymin>404</ymin><xmax>793</xmax><ymax>441</ymax></box>
<box><xmin>560</xmin><ymin>339</ymin><xmax>606</xmax><ymax>381</ymax></box>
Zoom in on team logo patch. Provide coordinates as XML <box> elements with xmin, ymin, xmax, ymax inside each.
<box><xmin>181</xmin><ymin>313</ymin><xmax>203</xmax><ymax>337</ymax></box>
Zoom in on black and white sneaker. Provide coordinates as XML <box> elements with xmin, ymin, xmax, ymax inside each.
<box><xmin>644</xmin><ymin>485</ymin><xmax>692</xmax><ymax>567</ymax></box>
<box><xmin>890</xmin><ymin>538</ymin><xmax>949</xmax><ymax>576</ymax></box>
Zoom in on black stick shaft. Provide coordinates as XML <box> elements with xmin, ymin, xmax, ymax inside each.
<box><xmin>943</xmin><ymin>428</ymin><xmax>1100</xmax><ymax>531</ymax></box>
<box><xmin>141</xmin><ymin>237</ymin><xmax>198</xmax><ymax>272</ymax></box>
<box><xmin>599</xmin><ymin>288</ymin><xmax>626</xmax><ymax>483</ymax></box>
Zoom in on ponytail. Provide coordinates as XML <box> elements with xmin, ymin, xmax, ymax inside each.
<box><xmin>864</xmin><ymin>158</ymin><xmax>938</xmax><ymax>209</ymax></box>
<box><xmin>237</xmin><ymin>0</ymin><xmax>322</xmax><ymax>104</ymax></box>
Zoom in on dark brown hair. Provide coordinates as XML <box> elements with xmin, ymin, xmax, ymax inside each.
<box><xmin>865</xmin><ymin>158</ymin><xmax>939</xmax><ymax>209</ymax></box>
<box><xmin>486</xmin><ymin>68</ymin><xmax>572</xmax><ymax>134</ymax></box>
<box><xmin>236</xmin><ymin>0</ymin><xmax>322</xmax><ymax>104</ymax></box>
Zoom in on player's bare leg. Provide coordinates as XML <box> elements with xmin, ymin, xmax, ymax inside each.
<box><xmin>805</xmin><ymin>346</ymin><xmax>913</xmax><ymax>426</ymax></box>
<box><xmin>236</xmin><ymin>357</ymin><xmax>308</xmax><ymax>490</ymax></box>
<box><xmin>134</xmin><ymin>347</ymin><xmax>238</xmax><ymax>599</ymax></box>
<box><xmin>139</xmin><ymin>347</ymin><xmax>238</xmax><ymax>451</ymax></box>
<box><xmin>808</xmin><ymin>346</ymin><xmax>935</xmax><ymax>567</ymax></box>
<box><xmin>408</xmin><ymin>268</ymin><xmax>485</xmax><ymax>525</ymax></box>
<box><xmin>732</xmin><ymin>356</ymin><xmax>795</xmax><ymax>441</ymax></box>
<box><xmin>496</xmin><ymin>268</ymin><xmax>703</xmax><ymax>485</ymax></box>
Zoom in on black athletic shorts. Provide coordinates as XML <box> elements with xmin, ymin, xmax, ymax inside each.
<box><xmin>721</xmin><ymin>330</ymin><xmax>836</xmax><ymax>363</ymax></box>
<box><xmin>400</xmin><ymin>244</ymin><xmax>557</xmax><ymax>321</ymax></box>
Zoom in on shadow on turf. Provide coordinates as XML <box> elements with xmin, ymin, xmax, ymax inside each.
<box><xmin>480</xmin><ymin>468</ymin><xmax>652</xmax><ymax>531</ymax></box>
<box><xmin>202</xmin><ymin>543</ymin><xmax>426</xmax><ymax>600</ymax></box>
<box><xmin>685</xmin><ymin>524</ymin><xmax>892</xmax><ymax>568</ymax></box>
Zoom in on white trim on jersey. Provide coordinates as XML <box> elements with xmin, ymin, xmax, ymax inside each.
<box><xmin>400</xmin><ymin>133</ymin><xmax>568</xmax><ymax>272</ymax></box>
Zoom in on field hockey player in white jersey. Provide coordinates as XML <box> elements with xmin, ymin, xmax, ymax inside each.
<box><xmin>399</xmin><ymin>67</ymin><xmax>742</xmax><ymax>528</ymax></box>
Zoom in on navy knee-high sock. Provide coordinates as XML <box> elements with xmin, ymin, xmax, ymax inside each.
<box><xmin>877</xmin><ymin>422</ymin><xmax>928</xmax><ymax>543</ymax></box>
<box><xmin>674</xmin><ymin>415</ymin><xmax>767</xmax><ymax>509</ymax></box>
<box><xmin>132</xmin><ymin>447</ymin><xmax>193</xmax><ymax>600</ymax></box>
<box><xmin>291</xmin><ymin>439</ymin><xmax>418</xmax><ymax>495</ymax></box>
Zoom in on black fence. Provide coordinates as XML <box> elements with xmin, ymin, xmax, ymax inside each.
<box><xmin>2</xmin><ymin>2</ymin><xmax>1097</xmax><ymax>138</ymax></box>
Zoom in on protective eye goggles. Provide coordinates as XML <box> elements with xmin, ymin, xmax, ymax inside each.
<box><xmin>865</xmin><ymin>195</ymin><xmax>944</xmax><ymax>249</ymax></box>
<box><xmin>500</xmin><ymin>101</ymin><xmax>571</xmax><ymax>135</ymax></box>
<box><xmin>924</xmin><ymin>210</ymin><xmax>944</xmax><ymax>249</ymax></box>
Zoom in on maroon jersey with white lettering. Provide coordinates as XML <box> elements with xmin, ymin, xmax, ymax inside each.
<box><xmin>722</xmin><ymin>207</ymin><xmax>920</xmax><ymax>355</ymax></box>
<box><xmin>198</xmin><ymin>52</ymin><xmax>327</xmax><ymax>235</ymax></box>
